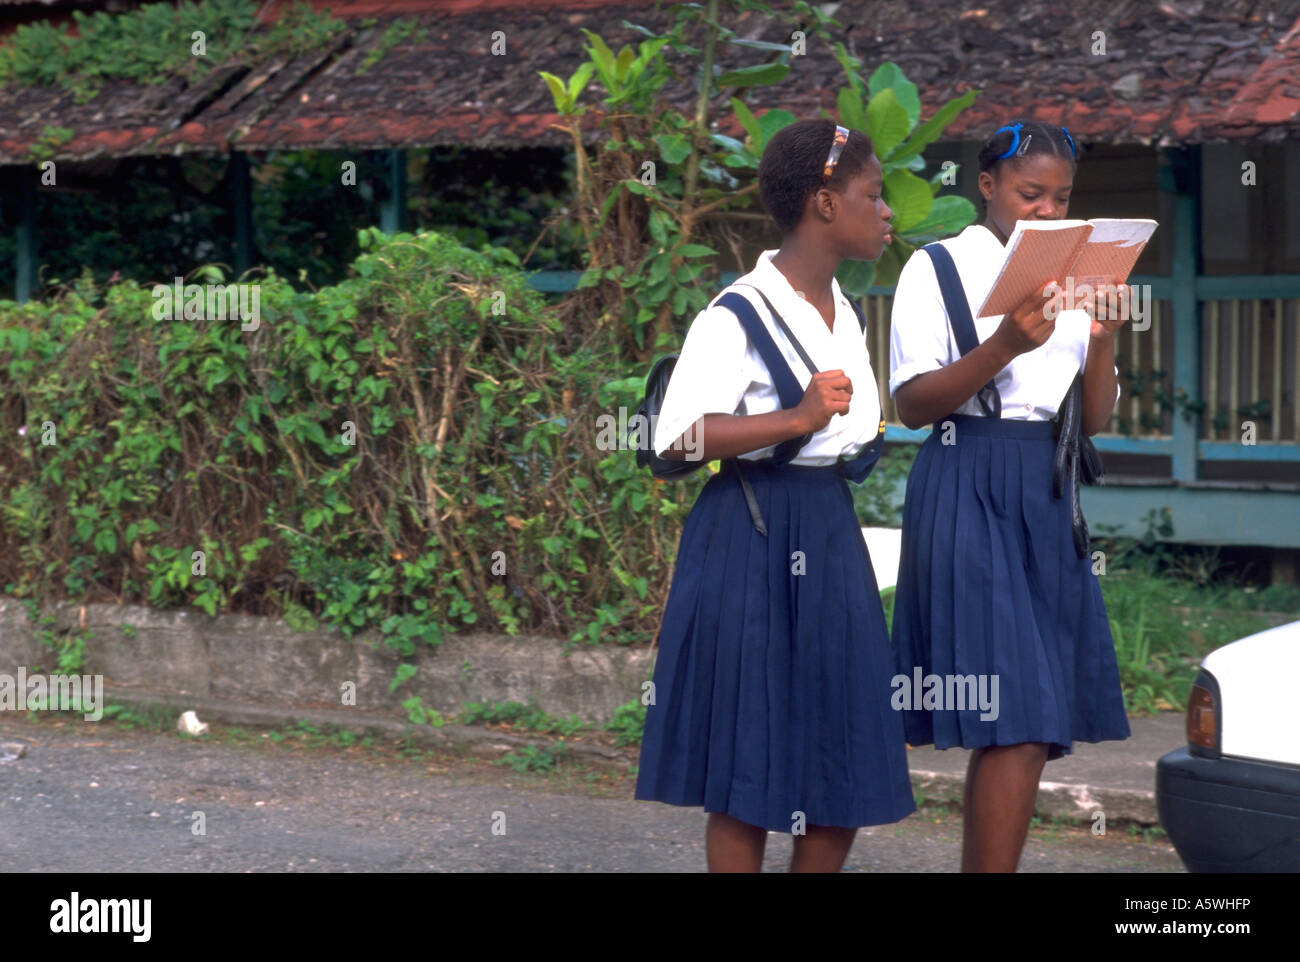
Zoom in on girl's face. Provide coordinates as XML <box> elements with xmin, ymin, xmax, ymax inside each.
<box><xmin>825</xmin><ymin>155</ymin><xmax>892</xmax><ymax>260</ymax></box>
<box><xmin>978</xmin><ymin>153</ymin><xmax>1076</xmax><ymax>245</ymax></box>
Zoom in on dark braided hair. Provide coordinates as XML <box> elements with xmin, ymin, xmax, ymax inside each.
<box><xmin>977</xmin><ymin>120</ymin><xmax>1077</xmax><ymax>175</ymax></box>
<box><xmin>759</xmin><ymin>119</ymin><xmax>876</xmax><ymax>234</ymax></box>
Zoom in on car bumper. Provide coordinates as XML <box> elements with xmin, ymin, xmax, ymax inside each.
<box><xmin>1156</xmin><ymin>746</ymin><xmax>1300</xmax><ymax>872</ymax></box>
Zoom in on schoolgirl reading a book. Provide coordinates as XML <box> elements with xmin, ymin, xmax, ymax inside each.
<box><xmin>888</xmin><ymin>120</ymin><xmax>1133</xmax><ymax>872</ymax></box>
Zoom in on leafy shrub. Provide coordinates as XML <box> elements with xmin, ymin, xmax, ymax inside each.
<box><xmin>0</xmin><ymin>228</ymin><xmax>694</xmax><ymax>652</ymax></box>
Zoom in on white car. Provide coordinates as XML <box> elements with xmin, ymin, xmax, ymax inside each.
<box><xmin>1156</xmin><ymin>620</ymin><xmax>1300</xmax><ymax>872</ymax></box>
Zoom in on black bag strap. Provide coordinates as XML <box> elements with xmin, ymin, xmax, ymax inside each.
<box><xmin>847</xmin><ymin>297</ymin><xmax>869</xmax><ymax>335</ymax></box>
<box><xmin>732</xmin><ymin>283</ymin><xmax>819</xmax><ymax>376</ymax></box>
<box><xmin>921</xmin><ymin>243</ymin><xmax>1001</xmax><ymax>419</ymax></box>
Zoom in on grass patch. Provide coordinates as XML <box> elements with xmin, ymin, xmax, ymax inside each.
<box><xmin>456</xmin><ymin>699</ymin><xmax>586</xmax><ymax>736</ymax></box>
<box><xmin>1100</xmin><ymin>568</ymin><xmax>1292</xmax><ymax>716</ymax></box>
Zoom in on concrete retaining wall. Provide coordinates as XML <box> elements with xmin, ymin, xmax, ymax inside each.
<box><xmin>0</xmin><ymin>600</ymin><xmax>653</xmax><ymax>723</ymax></box>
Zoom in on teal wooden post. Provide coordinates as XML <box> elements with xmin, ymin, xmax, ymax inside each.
<box><xmin>230</xmin><ymin>151</ymin><xmax>252</xmax><ymax>277</ymax></box>
<box><xmin>1162</xmin><ymin>147</ymin><xmax>1202</xmax><ymax>483</ymax></box>
<box><xmin>380</xmin><ymin>149</ymin><xmax>407</xmax><ymax>234</ymax></box>
<box><xmin>16</xmin><ymin>169</ymin><xmax>38</xmax><ymax>304</ymax></box>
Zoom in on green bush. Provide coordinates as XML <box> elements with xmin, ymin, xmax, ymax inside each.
<box><xmin>0</xmin><ymin>228</ymin><xmax>696</xmax><ymax>652</ymax></box>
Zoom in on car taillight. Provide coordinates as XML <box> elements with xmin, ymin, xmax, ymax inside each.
<box><xmin>1186</xmin><ymin>683</ymin><xmax>1217</xmax><ymax>753</ymax></box>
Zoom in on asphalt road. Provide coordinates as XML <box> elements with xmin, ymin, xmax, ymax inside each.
<box><xmin>0</xmin><ymin>714</ymin><xmax>1185</xmax><ymax>873</ymax></box>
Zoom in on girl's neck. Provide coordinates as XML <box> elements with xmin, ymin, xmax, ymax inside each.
<box><xmin>770</xmin><ymin>240</ymin><xmax>838</xmax><ymax>311</ymax></box>
<box><xmin>981</xmin><ymin>216</ymin><xmax>1011</xmax><ymax>246</ymax></box>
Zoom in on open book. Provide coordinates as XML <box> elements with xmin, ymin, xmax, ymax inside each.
<box><xmin>976</xmin><ymin>218</ymin><xmax>1159</xmax><ymax>319</ymax></box>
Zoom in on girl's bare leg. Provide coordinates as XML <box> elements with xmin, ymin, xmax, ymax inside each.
<box><xmin>706</xmin><ymin>812</ymin><xmax>768</xmax><ymax>872</ymax></box>
<box><xmin>961</xmin><ymin>742</ymin><xmax>1050</xmax><ymax>872</ymax></box>
<box><xmin>790</xmin><ymin>824</ymin><xmax>859</xmax><ymax>873</ymax></box>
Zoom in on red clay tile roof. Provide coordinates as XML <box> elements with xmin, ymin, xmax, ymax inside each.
<box><xmin>1</xmin><ymin>0</ymin><xmax>1298</xmax><ymax>163</ymax></box>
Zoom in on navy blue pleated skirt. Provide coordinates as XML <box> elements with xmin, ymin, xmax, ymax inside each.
<box><xmin>634</xmin><ymin>459</ymin><xmax>917</xmax><ymax>833</ymax></box>
<box><xmin>891</xmin><ymin>415</ymin><xmax>1131</xmax><ymax>761</ymax></box>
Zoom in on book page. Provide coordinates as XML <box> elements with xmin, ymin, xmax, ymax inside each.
<box><xmin>976</xmin><ymin>221</ymin><xmax>1092</xmax><ymax>319</ymax></box>
<box><xmin>1068</xmin><ymin>218</ymin><xmax>1158</xmax><ymax>287</ymax></box>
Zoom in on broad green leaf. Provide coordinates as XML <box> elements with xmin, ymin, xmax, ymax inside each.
<box><xmin>868</xmin><ymin>62</ymin><xmax>921</xmax><ymax>130</ymax></box>
<box><xmin>883</xmin><ymin>168</ymin><xmax>933</xmax><ymax>232</ymax></box>
<box><xmin>836</xmin><ymin>86</ymin><xmax>866</xmax><ymax>133</ymax></box>
<box><xmin>724</xmin><ymin>35</ymin><xmax>798</xmax><ymax>53</ymax></box>
<box><xmin>637</xmin><ymin>37</ymin><xmax>669</xmax><ymax>65</ymax></box>
<box><xmin>675</xmin><ymin>243</ymin><xmax>717</xmax><ymax>257</ymax></box>
<box><xmin>755</xmin><ymin>108</ymin><xmax>797</xmax><ymax>149</ymax></box>
<box><xmin>648</xmin><ymin>210</ymin><xmax>670</xmax><ymax>246</ymax></box>
<box><xmin>835</xmin><ymin>259</ymin><xmax>876</xmax><ymax>297</ymax></box>
<box><xmin>646</xmin><ymin>252</ymin><xmax>672</xmax><ymax>285</ymax></box>
<box><xmin>580</xmin><ymin>28</ymin><xmax>617</xmax><ymax>90</ymax></box>
<box><xmin>655</xmin><ymin>131</ymin><xmax>692</xmax><ymax>165</ymax></box>
<box><xmin>538</xmin><ymin>71</ymin><xmax>568</xmax><ymax>112</ymax></box>
<box><xmin>900</xmin><ymin>195</ymin><xmax>978</xmax><ymax>241</ymax></box>
<box><xmin>709</xmin><ymin>132</ymin><xmax>748</xmax><ymax>155</ymax></box>
<box><xmin>866</xmin><ymin>89</ymin><xmax>910</xmax><ymax>161</ymax></box>
<box><xmin>716</xmin><ymin>61</ymin><xmax>789</xmax><ymax>88</ymax></box>
<box><xmin>614</xmin><ymin>46</ymin><xmax>635</xmax><ymax>85</ymax></box>
<box><xmin>730</xmin><ymin>96</ymin><xmax>761</xmax><ymax>147</ymax></box>
<box><xmin>887</xmin><ymin>90</ymin><xmax>979</xmax><ymax>166</ymax></box>
<box><xmin>872</xmin><ymin>238</ymin><xmax>915</xmax><ymax>288</ymax></box>
<box><xmin>567</xmin><ymin>61</ymin><xmax>595</xmax><ymax>103</ymax></box>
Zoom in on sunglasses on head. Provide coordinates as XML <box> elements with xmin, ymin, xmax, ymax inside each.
<box><xmin>823</xmin><ymin>124</ymin><xmax>850</xmax><ymax>180</ymax></box>
<box><xmin>993</xmin><ymin>122</ymin><xmax>1076</xmax><ymax>161</ymax></box>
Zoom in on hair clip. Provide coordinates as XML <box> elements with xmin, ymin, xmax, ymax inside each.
<box><xmin>823</xmin><ymin>125</ymin><xmax>850</xmax><ymax>180</ymax></box>
<box><xmin>995</xmin><ymin>122</ymin><xmax>1077</xmax><ymax>162</ymax></box>
<box><xmin>993</xmin><ymin>123</ymin><xmax>1024</xmax><ymax>160</ymax></box>
<box><xmin>1062</xmin><ymin>126</ymin><xmax>1077</xmax><ymax>159</ymax></box>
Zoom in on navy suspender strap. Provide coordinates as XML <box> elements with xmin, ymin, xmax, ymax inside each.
<box><xmin>736</xmin><ymin>285</ymin><xmax>885</xmax><ymax>484</ymax></box>
<box><xmin>714</xmin><ymin>288</ymin><xmax>886</xmax><ymax>532</ymax></box>
<box><xmin>921</xmin><ymin>246</ymin><xmax>1099</xmax><ymax>557</ymax></box>
<box><xmin>921</xmin><ymin>243</ymin><xmax>1001</xmax><ymax>419</ymax></box>
<box><xmin>715</xmin><ymin>290</ymin><xmax>810</xmax><ymax>537</ymax></box>
<box><xmin>734</xmin><ymin>284</ymin><xmax>819</xmax><ymax>377</ymax></box>
<box><xmin>715</xmin><ymin>291</ymin><xmax>808</xmax><ymax>425</ymax></box>
<box><xmin>737</xmin><ymin>285</ymin><xmax>884</xmax><ymax>484</ymax></box>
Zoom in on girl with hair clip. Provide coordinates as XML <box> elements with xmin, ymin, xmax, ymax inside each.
<box><xmin>634</xmin><ymin>119</ymin><xmax>916</xmax><ymax>873</ymax></box>
<box><xmin>889</xmin><ymin>120</ymin><xmax>1132</xmax><ymax>872</ymax></box>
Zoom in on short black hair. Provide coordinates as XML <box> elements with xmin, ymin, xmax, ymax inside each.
<box><xmin>977</xmin><ymin>120</ymin><xmax>1077</xmax><ymax>175</ymax></box>
<box><xmin>758</xmin><ymin>119</ymin><xmax>876</xmax><ymax>234</ymax></box>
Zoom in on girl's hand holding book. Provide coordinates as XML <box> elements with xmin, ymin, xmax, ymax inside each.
<box><xmin>1082</xmin><ymin>283</ymin><xmax>1131</xmax><ymax>340</ymax></box>
<box><xmin>992</xmin><ymin>282</ymin><xmax>1060</xmax><ymax>359</ymax></box>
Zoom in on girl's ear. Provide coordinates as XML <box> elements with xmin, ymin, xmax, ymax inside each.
<box><xmin>810</xmin><ymin>186</ymin><xmax>836</xmax><ymax>223</ymax></box>
<box><xmin>977</xmin><ymin>169</ymin><xmax>996</xmax><ymax>202</ymax></box>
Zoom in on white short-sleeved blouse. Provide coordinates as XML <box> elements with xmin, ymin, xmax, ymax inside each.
<box><xmin>651</xmin><ymin>249</ymin><xmax>883</xmax><ymax>465</ymax></box>
<box><xmin>888</xmin><ymin>223</ymin><xmax>1119</xmax><ymax>420</ymax></box>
